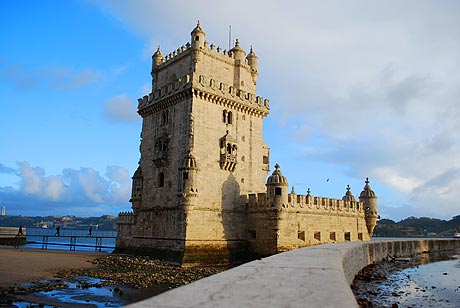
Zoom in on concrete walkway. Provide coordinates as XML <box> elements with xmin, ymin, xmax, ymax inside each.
<box><xmin>129</xmin><ymin>239</ymin><xmax>460</xmax><ymax>308</ymax></box>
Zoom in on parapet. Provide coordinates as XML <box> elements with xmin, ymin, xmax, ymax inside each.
<box><xmin>248</xmin><ymin>191</ymin><xmax>364</xmax><ymax>215</ymax></box>
<box><xmin>118</xmin><ymin>212</ymin><xmax>135</xmax><ymax>224</ymax></box>
<box><xmin>193</xmin><ymin>74</ymin><xmax>269</xmax><ymax>116</ymax></box>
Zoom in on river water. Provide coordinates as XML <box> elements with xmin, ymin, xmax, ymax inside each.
<box><xmin>24</xmin><ymin>227</ymin><xmax>116</xmax><ymax>253</ymax></box>
<box><xmin>354</xmin><ymin>252</ymin><xmax>460</xmax><ymax>308</ymax></box>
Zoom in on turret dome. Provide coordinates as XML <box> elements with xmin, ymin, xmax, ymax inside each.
<box><xmin>246</xmin><ymin>46</ymin><xmax>258</xmax><ymax>60</ymax></box>
<box><xmin>359</xmin><ymin>178</ymin><xmax>376</xmax><ymax>198</ymax></box>
<box><xmin>267</xmin><ymin>164</ymin><xmax>288</xmax><ymax>185</ymax></box>
<box><xmin>191</xmin><ymin>20</ymin><xmax>205</xmax><ymax>36</ymax></box>
<box><xmin>342</xmin><ymin>185</ymin><xmax>356</xmax><ymax>201</ymax></box>
<box><xmin>182</xmin><ymin>152</ymin><xmax>197</xmax><ymax>169</ymax></box>
<box><xmin>229</xmin><ymin>39</ymin><xmax>246</xmax><ymax>60</ymax></box>
<box><xmin>152</xmin><ymin>47</ymin><xmax>164</xmax><ymax>68</ymax></box>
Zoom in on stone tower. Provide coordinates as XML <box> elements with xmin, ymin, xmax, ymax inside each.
<box><xmin>117</xmin><ymin>22</ymin><xmax>270</xmax><ymax>264</ymax></box>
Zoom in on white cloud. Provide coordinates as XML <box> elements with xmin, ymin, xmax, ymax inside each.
<box><xmin>104</xmin><ymin>94</ymin><xmax>139</xmax><ymax>122</ymax></box>
<box><xmin>87</xmin><ymin>0</ymin><xmax>460</xmax><ymax>219</ymax></box>
<box><xmin>0</xmin><ymin>162</ymin><xmax>132</xmax><ymax>216</ymax></box>
<box><xmin>0</xmin><ymin>63</ymin><xmax>103</xmax><ymax>90</ymax></box>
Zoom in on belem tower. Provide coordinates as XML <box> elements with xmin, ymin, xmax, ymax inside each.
<box><xmin>116</xmin><ymin>22</ymin><xmax>379</xmax><ymax>264</ymax></box>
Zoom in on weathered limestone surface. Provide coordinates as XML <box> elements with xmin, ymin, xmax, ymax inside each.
<box><xmin>116</xmin><ymin>22</ymin><xmax>378</xmax><ymax>264</ymax></box>
<box><xmin>129</xmin><ymin>239</ymin><xmax>460</xmax><ymax>308</ymax></box>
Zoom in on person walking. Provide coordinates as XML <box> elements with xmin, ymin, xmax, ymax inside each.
<box><xmin>55</xmin><ymin>225</ymin><xmax>60</xmax><ymax>236</ymax></box>
<box><xmin>88</xmin><ymin>225</ymin><xmax>92</xmax><ymax>237</ymax></box>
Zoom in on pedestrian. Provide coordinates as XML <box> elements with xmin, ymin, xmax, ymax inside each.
<box><xmin>88</xmin><ymin>225</ymin><xmax>92</xmax><ymax>237</ymax></box>
<box><xmin>17</xmin><ymin>225</ymin><xmax>23</xmax><ymax>236</ymax></box>
<box><xmin>55</xmin><ymin>225</ymin><xmax>60</xmax><ymax>236</ymax></box>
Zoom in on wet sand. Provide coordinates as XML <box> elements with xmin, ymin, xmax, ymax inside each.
<box><xmin>0</xmin><ymin>246</ymin><xmax>104</xmax><ymax>287</ymax></box>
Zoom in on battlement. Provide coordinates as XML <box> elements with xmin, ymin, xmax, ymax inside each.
<box><xmin>153</xmin><ymin>40</ymin><xmax>255</xmax><ymax>71</ymax></box>
<box><xmin>137</xmin><ymin>72</ymin><xmax>192</xmax><ymax>113</ymax></box>
<box><xmin>248</xmin><ymin>192</ymin><xmax>364</xmax><ymax>214</ymax></box>
<box><xmin>153</xmin><ymin>42</ymin><xmax>192</xmax><ymax>71</ymax></box>
<box><xmin>137</xmin><ymin>72</ymin><xmax>269</xmax><ymax>116</ymax></box>
<box><xmin>194</xmin><ymin>74</ymin><xmax>269</xmax><ymax>116</ymax></box>
<box><xmin>118</xmin><ymin>211</ymin><xmax>135</xmax><ymax>224</ymax></box>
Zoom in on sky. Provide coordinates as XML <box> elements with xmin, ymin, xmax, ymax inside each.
<box><xmin>1</xmin><ymin>0</ymin><xmax>459</xmax><ymax>221</ymax></box>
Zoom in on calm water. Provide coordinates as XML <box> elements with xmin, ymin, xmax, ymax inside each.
<box><xmin>372</xmin><ymin>257</ymin><xmax>460</xmax><ymax>307</ymax></box>
<box><xmin>24</xmin><ymin>228</ymin><xmax>117</xmax><ymax>253</ymax></box>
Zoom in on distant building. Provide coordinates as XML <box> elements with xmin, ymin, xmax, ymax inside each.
<box><xmin>1</xmin><ymin>205</ymin><xmax>5</xmax><ymax>216</ymax></box>
<box><xmin>116</xmin><ymin>22</ymin><xmax>379</xmax><ymax>264</ymax></box>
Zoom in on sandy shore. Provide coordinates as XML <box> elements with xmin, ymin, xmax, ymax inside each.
<box><xmin>0</xmin><ymin>246</ymin><xmax>105</xmax><ymax>287</ymax></box>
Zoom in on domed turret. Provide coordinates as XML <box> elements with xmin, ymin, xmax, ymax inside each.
<box><xmin>342</xmin><ymin>185</ymin><xmax>356</xmax><ymax>202</ymax></box>
<box><xmin>266</xmin><ymin>164</ymin><xmax>288</xmax><ymax>209</ymax></box>
<box><xmin>229</xmin><ymin>39</ymin><xmax>246</xmax><ymax>61</ymax></box>
<box><xmin>359</xmin><ymin>178</ymin><xmax>378</xmax><ymax>236</ymax></box>
<box><xmin>191</xmin><ymin>21</ymin><xmax>206</xmax><ymax>49</ymax></box>
<box><xmin>179</xmin><ymin>152</ymin><xmax>198</xmax><ymax>199</ymax></box>
<box><xmin>130</xmin><ymin>166</ymin><xmax>143</xmax><ymax>214</ymax></box>
<box><xmin>359</xmin><ymin>178</ymin><xmax>377</xmax><ymax>199</ymax></box>
<box><xmin>182</xmin><ymin>151</ymin><xmax>197</xmax><ymax>170</ymax></box>
<box><xmin>246</xmin><ymin>46</ymin><xmax>259</xmax><ymax>83</ymax></box>
<box><xmin>152</xmin><ymin>47</ymin><xmax>164</xmax><ymax>69</ymax></box>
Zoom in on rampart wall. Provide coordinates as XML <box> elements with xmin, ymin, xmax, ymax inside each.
<box><xmin>128</xmin><ymin>239</ymin><xmax>460</xmax><ymax>308</ymax></box>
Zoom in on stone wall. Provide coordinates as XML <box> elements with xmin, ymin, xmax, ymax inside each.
<box><xmin>128</xmin><ymin>239</ymin><xmax>460</xmax><ymax>308</ymax></box>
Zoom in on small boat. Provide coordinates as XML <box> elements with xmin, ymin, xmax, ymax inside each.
<box><xmin>453</xmin><ymin>232</ymin><xmax>460</xmax><ymax>238</ymax></box>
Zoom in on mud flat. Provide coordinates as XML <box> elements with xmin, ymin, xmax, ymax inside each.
<box><xmin>0</xmin><ymin>246</ymin><xmax>229</xmax><ymax>306</ymax></box>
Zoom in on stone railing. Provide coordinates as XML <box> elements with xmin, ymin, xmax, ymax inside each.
<box><xmin>128</xmin><ymin>239</ymin><xmax>460</xmax><ymax>308</ymax></box>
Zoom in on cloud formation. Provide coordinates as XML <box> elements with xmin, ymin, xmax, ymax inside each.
<box><xmin>0</xmin><ymin>63</ymin><xmax>102</xmax><ymax>90</ymax></box>
<box><xmin>81</xmin><ymin>1</ymin><xmax>460</xmax><ymax>219</ymax></box>
<box><xmin>104</xmin><ymin>94</ymin><xmax>139</xmax><ymax>122</ymax></box>
<box><xmin>0</xmin><ymin>162</ymin><xmax>131</xmax><ymax>216</ymax></box>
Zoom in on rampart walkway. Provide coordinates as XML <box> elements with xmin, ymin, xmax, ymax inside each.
<box><xmin>129</xmin><ymin>239</ymin><xmax>460</xmax><ymax>308</ymax></box>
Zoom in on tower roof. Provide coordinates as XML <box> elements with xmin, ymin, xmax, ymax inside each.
<box><xmin>191</xmin><ymin>20</ymin><xmax>205</xmax><ymax>36</ymax></box>
<box><xmin>359</xmin><ymin>178</ymin><xmax>376</xmax><ymax>198</ymax></box>
<box><xmin>342</xmin><ymin>185</ymin><xmax>356</xmax><ymax>201</ymax></box>
<box><xmin>229</xmin><ymin>39</ymin><xmax>246</xmax><ymax>55</ymax></box>
<box><xmin>153</xmin><ymin>46</ymin><xmax>164</xmax><ymax>59</ymax></box>
<box><xmin>246</xmin><ymin>46</ymin><xmax>258</xmax><ymax>60</ymax></box>
<box><xmin>182</xmin><ymin>152</ymin><xmax>197</xmax><ymax>169</ymax></box>
<box><xmin>267</xmin><ymin>164</ymin><xmax>288</xmax><ymax>185</ymax></box>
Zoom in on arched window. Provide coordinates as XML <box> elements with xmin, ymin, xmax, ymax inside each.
<box><xmin>222</xmin><ymin>110</ymin><xmax>227</xmax><ymax>123</ymax></box>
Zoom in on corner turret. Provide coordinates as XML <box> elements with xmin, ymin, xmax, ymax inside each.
<box><xmin>179</xmin><ymin>151</ymin><xmax>198</xmax><ymax>200</ymax></box>
<box><xmin>229</xmin><ymin>39</ymin><xmax>246</xmax><ymax>61</ymax></box>
<box><xmin>152</xmin><ymin>47</ymin><xmax>164</xmax><ymax>69</ymax></box>
<box><xmin>191</xmin><ymin>21</ymin><xmax>206</xmax><ymax>49</ymax></box>
<box><xmin>266</xmin><ymin>164</ymin><xmax>288</xmax><ymax>209</ymax></box>
<box><xmin>130</xmin><ymin>166</ymin><xmax>143</xmax><ymax>214</ymax></box>
<box><xmin>359</xmin><ymin>178</ymin><xmax>378</xmax><ymax>236</ymax></box>
<box><xmin>246</xmin><ymin>46</ymin><xmax>259</xmax><ymax>84</ymax></box>
<box><xmin>342</xmin><ymin>185</ymin><xmax>356</xmax><ymax>202</ymax></box>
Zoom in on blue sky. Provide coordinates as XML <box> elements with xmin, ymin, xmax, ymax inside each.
<box><xmin>1</xmin><ymin>0</ymin><xmax>459</xmax><ymax>221</ymax></box>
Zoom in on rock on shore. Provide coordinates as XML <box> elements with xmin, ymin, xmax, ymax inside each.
<box><xmin>0</xmin><ymin>254</ymin><xmax>230</xmax><ymax>305</ymax></box>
